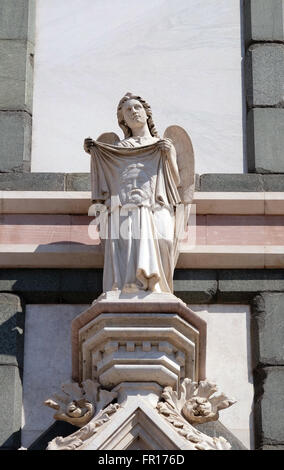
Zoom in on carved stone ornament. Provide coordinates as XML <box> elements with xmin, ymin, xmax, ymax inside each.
<box><xmin>157</xmin><ymin>378</ymin><xmax>236</xmax><ymax>450</ymax></box>
<box><xmin>44</xmin><ymin>380</ymin><xmax>119</xmax><ymax>428</ymax></box>
<box><xmin>46</xmin><ymin>403</ymin><xmax>120</xmax><ymax>451</ymax></box>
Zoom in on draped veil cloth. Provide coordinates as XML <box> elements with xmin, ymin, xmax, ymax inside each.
<box><xmin>90</xmin><ymin>139</ymin><xmax>181</xmax><ymax>294</ymax></box>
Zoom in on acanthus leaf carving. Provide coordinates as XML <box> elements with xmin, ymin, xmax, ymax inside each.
<box><xmin>46</xmin><ymin>402</ymin><xmax>120</xmax><ymax>450</ymax></box>
<box><xmin>44</xmin><ymin>379</ymin><xmax>118</xmax><ymax>428</ymax></box>
<box><xmin>157</xmin><ymin>378</ymin><xmax>236</xmax><ymax>450</ymax></box>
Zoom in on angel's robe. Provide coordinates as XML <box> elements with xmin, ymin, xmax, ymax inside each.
<box><xmin>90</xmin><ymin>137</ymin><xmax>181</xmax><ymax>293</ymax></box>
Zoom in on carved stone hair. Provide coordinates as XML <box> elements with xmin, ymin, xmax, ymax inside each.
<box><xmin>117</xmin><ymin>92</ymin><xmax>160</xmax><ymax>139</ymax></box>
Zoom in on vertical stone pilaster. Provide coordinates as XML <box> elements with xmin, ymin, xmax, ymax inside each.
<box><xmin>0</xmin><ymin>0</ymin><xmax>36</xmax><ymax>172</ymax></box>
<box><xmin>0</xmin><ymin>293</ymin><xmax>25</xmax><ymax>449</ymax></box>
<box><xmin>244</xmin><ymin>0</ymin><xmax>284</xmax><ymax>173</ymax></box>
<box><xmin>252</xmin><ymin>293</ymin><xmax>284</xmax><ymax>449</ymax></box>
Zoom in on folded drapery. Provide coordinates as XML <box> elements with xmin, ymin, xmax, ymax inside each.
<box><xmin>89</xmin><ymin>139</ymin><xmax>183</xmax><ymax>294</ymax></box>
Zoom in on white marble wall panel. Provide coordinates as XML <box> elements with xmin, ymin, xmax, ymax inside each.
<box><xmin>191</xmin><ymin>304</ymin><xmax>253</xmax><ymax>450</ymax></box>
<box><xmin>31</xmin><ymin>0</ymin><xmax>244</xmax><ymax>174</ymax></box>
<box><xmin>21</xmin><ymin>304</ymin><xmax>86</xmax><ymax>448</ymax></box>
<box><xmin>21</xmin><ymin>303</ymin><xmax>253</xmax><ymax>449</ymax></box>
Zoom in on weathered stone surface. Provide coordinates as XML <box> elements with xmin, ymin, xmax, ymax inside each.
<box><xmin>0</xmin><ymin>0</ymin><xmax>36</xmax><ymax>42</ymax></box>
<box><xmin>247</xmin><ymin>109</ymin><xmax>284</xmax><ymax>173</ymax></box>
<box><xmin>252</xmin><ymin>293</ymin><xmax>284</xmax><ymax>367</ymax></box>
<box><xmin>0</xmin><ymin>111</ymin><xmax>32</xmax><ymax>172</ymax></box>
<box><xmin>199</xmin><ymin>173</ymin><xmax>263</xmax><ymax>192</ymax></box>
<box><xmin>2</xmin><ymin>172</ymin><xmax>284</xmax><ymax>192</ymax></box>
<box><xmin>246</xmin><ymin>44</ymin><xmax>284</xmax><ymax>107</ymax></box>
<box><xmin>173</xmin><ymin>270</ymin><xmax>217</xmax><ymax>303</ymax></box>
<box><xmin>0</xmin><ymin>39</ymin><xmax>34</xmax><ymax>112</ymax></box>
<box><xmin>65</xmin><ymin>173</ymin><xmax>91</xmax><ymax>191</ymax></box>
<box><xmin>0</xmin><ymin>294</ymin><xmax>24</xmax><ymax>368</ymax></box>
<box><xmin>218</xmin><ymin>270</ymin><xmax>284</xmax><ymax>302</ymax></box>
<box><xmin>2</xmin><ymin>269</ymin><xmax>284</xmax><ymax>305</ymax></box>
<box><xmin>0</xmin><ymin>269</ymin><xmax>103</xmax><ymax>304</ymax></box>
<box><xmin>263</xmin><ymin>174</ymin><xmax>284</xmax><ymax>191</ymax></box>
<box><xmin>244</xmin><ymin>0</ymin><xmax>284</xmax><ymax>43</ymax></box>
<box><xmin>0</xmin><ymin>172</ymin><xmax>65</xmax><ymax>190</ymax></box>
<box><xmin>261</xmin><ymin>444</ymin><xmax>284</xmax><ymax>450</ymax></box>
<box><xmin>0</xmin><ymin>365</ymin><xmax>22</xmax><ymax>449</ymax></box>
<box><xmin>254</xmin><ymin>367</ymin><xmax>284</xmax><ymax>447</ymax></box>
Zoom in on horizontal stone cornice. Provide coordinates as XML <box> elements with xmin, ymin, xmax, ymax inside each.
<box><xmin>0</xmin><ymin>244</ymin><xmax>283</xmax><ymax>269</ymax></box>
<box><xmin>0</xmin><ymin>191</ymin><xmax>284</xmax><ymax>215</ymax></box>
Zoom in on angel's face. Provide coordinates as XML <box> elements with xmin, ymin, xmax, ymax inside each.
<box><xmin>122</xmin><ymin>99</ymin><xmax>148</xmax><ymax>130</ymax></box>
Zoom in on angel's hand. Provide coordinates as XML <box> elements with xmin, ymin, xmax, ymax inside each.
<box><xmin>84</xmin><ymin>137</ymin><xmax>95</xmax><ymax>154</ymax></box>
<box><xmin>157</xmin><ymin>138</ymin><xmax>173</xmax><ymax>154</ymax></box>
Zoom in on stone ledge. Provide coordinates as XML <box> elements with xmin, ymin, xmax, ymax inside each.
<box><xmin>2</xmin><ymin>190</ymin><xmax>284</xmax><ymax>214</ymax></box>
<box><xmin>218</xmin><ymin>270</ymin><xmax>284</xmax><ymax>302</ymax></box>
<box><xmin>0</xmin><ymin>172</ymin><xmax>65</xmax><ymax>191</ymax></box>
<box><xmin>200</xmin><ymin>173</ymin><xmax>284</xmax><ymax>192</ymax></box>
<box><xmin>261</xmin><ymin>444</ymin><xmax>284</xmax><ymax>450</ymax></box>
<box><xmin>0</xmin><ymin>268</ymin><xmax>103</xmax><ymax>304</ymax></box>
<box><xmin>173</xmin><ymin>270</ymin><xmax>217</xmax><ymax>303</ymax></box>
<box><xmin>1</xmin><ymin>244</ymin><xmax>284</xmax><ymax>269</ymax></box>
<box><xmin>1</xmin><ymin>172</ymin><xmax>284</xmax><ymax>192</ymax></box>
<box><xmin>199</xmin><ymin>173</ymin><xmax>263</xmax><ymax>192</ymax></box>
<box><xmin>0</xmin><ymin>268</ymin><xmax>283</xmax><ymax>305</ymax></box>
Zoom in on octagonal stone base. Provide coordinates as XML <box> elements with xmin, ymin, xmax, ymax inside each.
<box><xmin>71</xmin><ymin>291</ymin><xmax>207</xmax><ymax>389</ymax></box>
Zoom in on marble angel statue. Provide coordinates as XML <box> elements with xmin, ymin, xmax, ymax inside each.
<box><xmin>84</xmin><ymin>92</ymin><xmax>194</xmax><ymax>294</ymax></box>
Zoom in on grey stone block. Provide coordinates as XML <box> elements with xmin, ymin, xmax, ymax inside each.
<box><xmin>0</xmin><ymin>269</ymin><xmax>103</xmax><ymax>304</ymax></box>
<box><xmin>244</xmin><ymin>0</ymin><xmax>284</xmax><ymax>43</ymax></box>
<box><xmin>173</xmin><ymin>270</ymin><xmax>217</xmax><ymax>303</ymax></box>
<box><xmin>262</xmin><ymin>444</ymin><xmax>284</xmax><ymax>450</ymax></box>
<box><xmin>0</xmin><ymin>111</ymin><xmax>32</xmax><ymax>172</ymax></box>
<box><xmin>247</xmin><ymin>109</ymin><xmax>284</xmax><ymax>173</ymax></box>
<box><xmin>252</xmin><ymin>293</ymin><xmax>284</xmax><ymax>367</ymax></box>
<box><xmin>218</xmin><ymin>270</ymin><xmax>284</xmax><ymax>302</ymax></box>
<box><xmin>0</xmin><ymin>365</ymin><xmax>22</xmax><ymax>449</ymax></box>
<box><xmin>0</xmin><ymin>39</ymin><xmax>34</xmax><ymax>112</ymax></box>
<box><xmin>0</xmin><ymin>0</ymin><xmax>36</xmax><ymax>42</ymax></box>
<box><xmin>199</xmin><ymin>173</ymin><xmax>263</xmax><ymax>192</ymax></box>
<box><xmin>254</xmin><ymin>367</ymin><xmax>284</xmax><ymax>446</ymax></box>
<box><xmin>65</xmin><ymin>173</ymin><xmax>91</xmax><ymax>191</ymax></box>
<box><xmin>0</xmin><ymin>172</ymin><xmax>65</xmax><ymax>190</ymax></box>
<box><xmin>0</xmin><ymin>294</ymin><xmax>24</xmax><ymax>368</ymax></box>
<box><xmin>246</xmin><ymin>44</ymin><xmax>284</xmax><ymax>107</ymax></box>
<box><xmin>263</xmin><ymin>174</ymin><xmax>284</xmax><ymax>191</ymax></box>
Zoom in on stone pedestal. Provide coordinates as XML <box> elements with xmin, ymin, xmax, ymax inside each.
<box><xmin>44</xmin><ymin>292</ymin><xmax>236</xmax><ymax>450</ymax></box>
<box><xmin>71</xmin><ymin>291</ymin><xmax>207</xmax><ymax>390</ymax></box>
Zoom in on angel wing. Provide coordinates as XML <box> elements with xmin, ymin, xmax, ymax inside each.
<box><xmin>96</xmin><ymin>132</ymin><xmax>120</xmax><ymax>145</ymax></box>
<box><xmin>163</xmin><ymin>125</ymin><xmax>195</xmax><ymax>204</ymax></box>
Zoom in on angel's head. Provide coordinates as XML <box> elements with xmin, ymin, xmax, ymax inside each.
<box><xmin>117</xmin><ymin>92</ymin><xmax>159</xmax><ymax>139</ymax></box>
